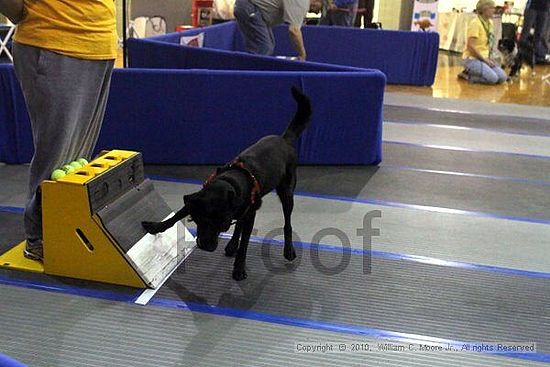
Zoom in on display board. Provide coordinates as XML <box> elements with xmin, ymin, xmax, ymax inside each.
<box><xmin>411</xmin><ymin>0</ymin><xmax>439</xmax><ymax>32</ymax></box>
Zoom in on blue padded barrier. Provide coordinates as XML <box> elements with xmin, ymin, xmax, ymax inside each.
<box><xmin>0</xmin><ymin>65</ymin><xmax>385</xmax><ymax>165</ymax></box>
<box><xmin>135</xmin><ymin>21</ymin><xmax>438</xmax><ymax>86</ymax></box>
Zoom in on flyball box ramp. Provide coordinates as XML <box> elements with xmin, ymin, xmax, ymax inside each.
<box><xmin>0</xmin><ymin>150</ymin><xmax>195</xmax><ymax>289</ymax></box>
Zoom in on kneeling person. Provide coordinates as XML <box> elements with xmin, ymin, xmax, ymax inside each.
<box><xmin>459</xmin><ymin>0</ymin><xmax>507</xmax><ymax>84</ymax></box>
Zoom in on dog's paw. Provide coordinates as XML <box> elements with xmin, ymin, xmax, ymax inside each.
<box><xmin>232</xmin><ymin>268</ymin><xmax>248</xmax><ymax>281</ymax></box>
<box><xmin>142</xmin><ymin>221</ymin><xmax>160</xmax><ymax>234</ymax></box>
<box><xmin>284</xmin><ymin>246</ymin><xmax>297</xmax><ymax>262</ymax></box>
<box><xmin>224</xmin><ymin>242</ymin><xmax>238</xmax><ymax>257</ymax></box>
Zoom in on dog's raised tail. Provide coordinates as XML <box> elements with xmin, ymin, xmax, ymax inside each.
<box><xmin>282</xmin><ymin>86</ymin><xmax>312</xmax><ymax>143</ymax></box>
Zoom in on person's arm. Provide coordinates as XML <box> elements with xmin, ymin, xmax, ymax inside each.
<box><xmin>283</xmin><ymin>0</ymin><xmax>309</xmax><ymax>60</ymax></box>
<box><xmin>0</xmin><ymin>0</ymin><xmax>26</xmax><ymax>24</ymax></box>
<box><xmin>466</xmin><ymin>36</ymin><xmax>496</xmax><ymax>67</ymax></box>
<box><xmin>288</xmin><ymin>24</ymin><xmax>306</xmax><ymax>60</ymax></box>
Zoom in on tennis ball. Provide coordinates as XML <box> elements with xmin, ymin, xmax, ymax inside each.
<box><xmin>77</xmin><ymin>158</ymin><xmax>88</xmax><ymax>166</ymax></box>
<box><xmin>51</xmin><ymin>169</ymin><xmax>66</xmax><ymax>181</ymax></box>
<box><xmin>62</xmin><ymin>164</ymin><xmax>75</xmax><ymax>174</ymax></box>
<box><xmin>70</xmin><ymin>161</ymin><xmax>82</xmax><ymax>169</ymax></box>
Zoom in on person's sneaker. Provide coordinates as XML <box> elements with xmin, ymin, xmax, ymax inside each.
<box><xmin>24</xmin><ymin>239</ymin><xmax>44</xmax><ymax>262</ymax></box>
<box><xmin>457</xmin><ymin>70</ymin><xmax>470</xmax><ymax>81</ymax></box>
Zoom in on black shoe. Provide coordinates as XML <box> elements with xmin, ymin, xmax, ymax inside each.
<box><xmin>457</xmin><ymin>70</ymin><xmax>470</xmax><ymax>81</ymax></box>
<box><xmin>24</xmin><ymin>239</ymin><xmax>44</xmax><ymax>262</ymax></box>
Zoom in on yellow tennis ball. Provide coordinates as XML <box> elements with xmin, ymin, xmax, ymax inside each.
<box><xmin>51</xmin><ymin>169</ymin><xmax>66</xmax><ymax>181</ymax></box>
<box><xmin>77</xmin><ymin>158</ymin><xmax>88</xmax><ymax>166</ymax></box>
<box><xmin>62</xmin><ymin>164</ymin><xmax>75</xmax><ymax>174</ymax></box>
<box><xmin>69</xmin><ymin>161</ymin><xmax>82</xmax><ymax>170</ymax></box>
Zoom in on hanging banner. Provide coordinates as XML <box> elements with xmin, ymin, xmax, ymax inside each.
<box><xmin>411</xmin><ymin>0</ymin><xmax>439</xmax><ymax>32</ymax></box>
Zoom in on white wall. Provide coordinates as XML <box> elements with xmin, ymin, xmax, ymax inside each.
<box><xmin>126</xmin><ymin>0</ymin><xmax>192</xmax><ymax>32</ymax></box>
<box><xmin>373</xmin><ymin>0</ymin><xmax>380</xmax><ymax>22</ymax></box>
<box><xmin>376</xmin><ymin>0</ymin><xmax>400</xmax><ymax>29</ymax></box>
<box><xmin>438</xmin><ymin>0</ymin><xmax>527</xmax><ymax>12</ymax></box>
<box><xmin>375</xmin><ymin>0</ymin><xmax>413</xmax><ymax>29</ymax></box>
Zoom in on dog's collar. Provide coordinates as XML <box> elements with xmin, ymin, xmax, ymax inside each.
<box><xmin>204</xmin><ymin>160</ymin><xmax>262</xmax><ymax>207</ymax></box>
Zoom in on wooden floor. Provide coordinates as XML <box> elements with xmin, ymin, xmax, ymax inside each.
<box><xmin>387</xmin><ymin>52</ymin><xmax>550</xmax><ymax>107</ymax></box>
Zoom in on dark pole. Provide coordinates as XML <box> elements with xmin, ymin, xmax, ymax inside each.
<box><xmin>122</xmin><ymin>0</ymin><xmax>127</xmax><ymax>68</ymax></box>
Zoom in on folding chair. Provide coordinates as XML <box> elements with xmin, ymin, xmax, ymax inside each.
<box><xmin>0</xmin><ymin>22</ymin><xmax>15</xmax><ymax>62</ymax></box>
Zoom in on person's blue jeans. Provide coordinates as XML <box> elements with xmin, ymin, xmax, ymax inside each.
<box><xmin>464</xmin><ymin>59</ymin><xmax>508</xmax><ymax>84</ymax></box>
<box><xmin>234</xmin><ymin>0</ymin><xmax>275</xmax><ymax>55</ymax></box>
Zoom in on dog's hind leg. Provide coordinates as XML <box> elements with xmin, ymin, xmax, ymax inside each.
<box><xmin>277</xmin><ymin>186</ymin><xmax>297</xmax><ymax>262</ymax></box>
<box><xmin>225</xmin><ymin>221</ymin><xmax>243</xmax><ymax>257</ymax></box>
<box><xmin>232</xmin><ymin>212</ymin><xmax>256</xmax><ymax>281</ymax></box>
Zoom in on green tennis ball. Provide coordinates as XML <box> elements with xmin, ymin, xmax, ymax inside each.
<box><xmin>70</xmin><ymin>161</ymin><xmax>82</xmax><ymax>169</ymax></box>
<box><xmin>62</xmin><ymin>164</ymin><xmax>75</xmax><ymax>174</ymax></box>
<box><xmin>77</xmin><ymin>158</ymin><xmax>88</xmax><ymax>166</ymax></box>
<box><xmin>51</xmin><ymin>169</ymin><xmax>66</xmax><ymax>181</ymax></box>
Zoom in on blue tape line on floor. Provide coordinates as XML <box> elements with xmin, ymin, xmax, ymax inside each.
<box><xmin>384</xmin><ymin>119</ymin><xmax>550</xmax><ymax>138</ymax></box>
<box><xmin>215</xmin><ymin>231</ymin><xmax>550</xmax><ymax>280</ymax></box>
<box><xmin>147</xmin><ymin>298</ymin><xmax>550</xmax><ymax>364</ymax></box>
<box><xmin>0</xmin><ymin>273</ymin><xmax>547</xmax><ymax>364</ymax></box>
<box><xmin>292</xmin><ymin>193</ymin><xmax>550</xmax><ymax>225</ymax></box>
<box><xmin>0</xmin><ymin>209</ymin><xmax>548</xmax><ymax>363</ymax></box>
<box><xmin>385</xmin><ymin>141</ymin><xmax>550</xmax><ymax>161</ymax></box>
<box><xmin>0</xmin><ymin>206</ymin><xmax>24</xmax><ymax>214</ymax></box>
<box><xmin>2</xmin><ymin>206</ymin><xmax>550</xmax><ymax>279</ymax></box>
<box><xmin>146</xmin><ymin>175</ymin><xmax>550</xmax><ymax>225</ymax></box>
<box><xmin>381</xmin><ymin>164</ymin><xmax>550</xmax><ymax>188</ymax></box>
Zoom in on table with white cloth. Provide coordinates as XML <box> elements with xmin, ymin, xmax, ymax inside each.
<box><xmin>438</xmin><ymin>12</ymin><xmax>502</xmax><ymax>54</ymax></box>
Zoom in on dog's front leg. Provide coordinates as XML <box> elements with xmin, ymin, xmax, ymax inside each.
<box><xmin>225</xmin><ymin>220</ymin><xmax>243</xmax><ymax>257</ymax></box>
<box><xmin>232</xmin><ymin>212</ymin><xmax>256</xmax><ymax>281</ymax></box>
<box><xmin>142</xmin><ymin>206</ymin><xmax>190</xmax><ymax>234</ymax></box>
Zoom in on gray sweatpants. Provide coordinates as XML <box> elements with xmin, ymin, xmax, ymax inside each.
<box><xmin>12</xmin><ymin>43</ymin><xmax>114</xmax><ymax>243</ymax></box>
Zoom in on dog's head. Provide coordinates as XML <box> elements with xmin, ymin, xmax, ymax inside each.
<box><xmin>498</xmin><ymin>38</ymin><xmax>516</xmax><ymax>54</ymax></box>
<box><xmin>184</xmin><ymin>181</ymin><xmax>243</xmax><ymax>252</ymax></box>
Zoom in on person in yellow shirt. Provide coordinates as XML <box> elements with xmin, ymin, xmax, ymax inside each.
<box><xmin>0</xmin><ymin>0</ymin><xmax>117</xmax><ymax>261</ymax></box>
<box><xmin>459</xmin><ymin>0</ymin><xmax>507</xmax><ymax>84</ymax></box>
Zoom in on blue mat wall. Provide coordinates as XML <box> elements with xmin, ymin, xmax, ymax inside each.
<box><xmin>127</xmin><ymin>37</ymin><xmax>359</xmax><ymax>72</ymax></box>
<box><xmin>0</xmin><ymin>65</ymin><xmax>385</xmax><ymax>165</ymax></box>
<box><xmin>137</xmin><ymin>21</ymin><xmax>438</xmax><ymax>86</ymax></box>
<box><xmin>272</xmin><ymin>25</ymin><xmax>439</xmax><ymax>86</ymax></box>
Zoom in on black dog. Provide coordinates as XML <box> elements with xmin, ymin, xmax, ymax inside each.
<box><xmin>509</xmin><ymin>33</ymin><xmax>536</xmax><ymax>77</ymax></box>
<box><xmin>142</xmin><ymin>87</ymin><xmax>312</xmax><ymax>281</ymax></box>
<box><xmin>497</xmin><ymin>38</ymin><xmax>517</xmax><ymax>70</ymax></box>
